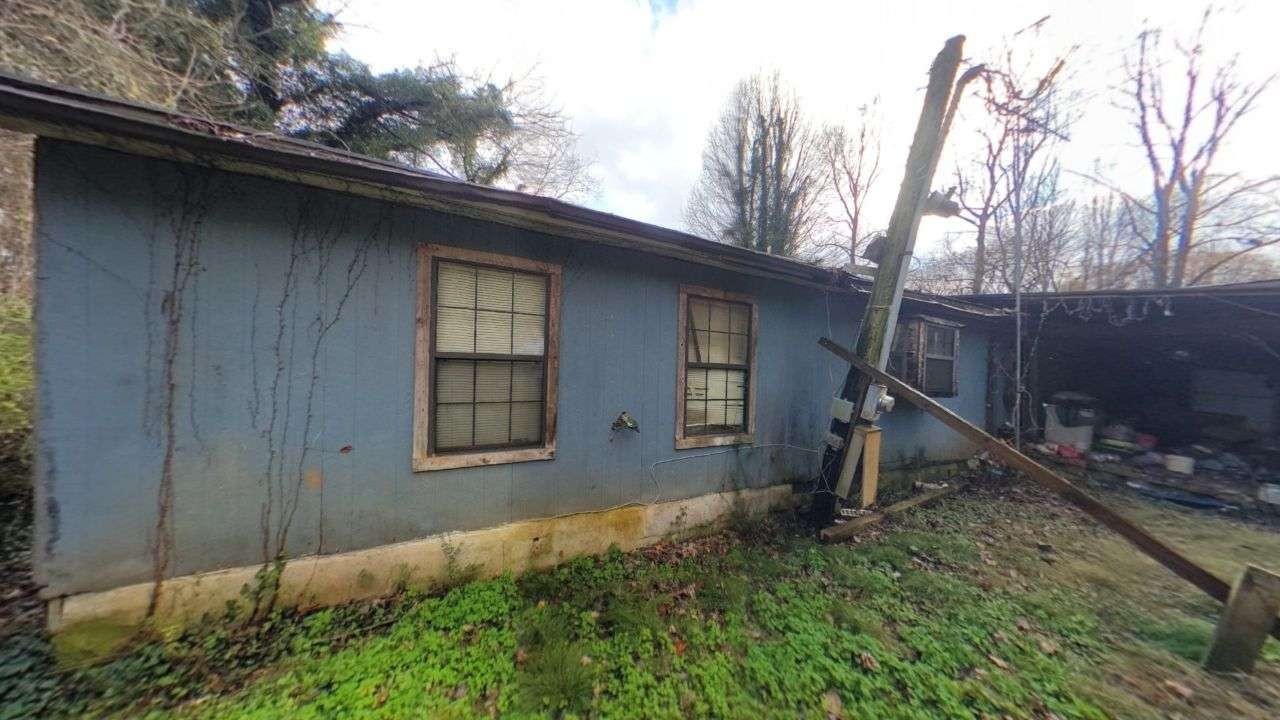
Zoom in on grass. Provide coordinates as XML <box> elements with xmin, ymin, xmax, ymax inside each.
<box><xmin>4</xmin><ymin>481</ymin><xmax>1280</xmax><ymax>718</ymax></box>
<box><xmin>0</xmin><ymin>299</ymin><xmax>30</xmax><ymax>435</ymax></box>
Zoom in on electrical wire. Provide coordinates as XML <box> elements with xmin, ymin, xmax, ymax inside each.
<box><xmin>646</xmin><ymin>443</ymin><xmax>825</xmax><ymax>504</ymax></box>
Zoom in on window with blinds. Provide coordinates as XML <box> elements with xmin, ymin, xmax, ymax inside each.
<box><xmin>432</xmin><ymin>261</ymin><xmax>548</xmax><ymax>452</ymax></box>
<box><xmin>888</xmin><ymin>318</ymin><xmax>959</xmax><ymax>398</ymax></box>
<box><xmin>683</xmin><ymin>294</ymin><xmax>752</xmax><ymax>436</ymax></box>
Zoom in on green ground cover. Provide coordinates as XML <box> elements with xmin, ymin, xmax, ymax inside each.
<box><xmin>5</xmin><ymin>479</ymin><xmax>1279</xmax><ymax>719</ymax></box>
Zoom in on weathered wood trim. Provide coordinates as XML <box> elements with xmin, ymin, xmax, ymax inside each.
<box><xmin>412</xmin><ymin>244</ymin><xmax>561</xmax><ymax>472</ymax></box>
<box><xmin>900</xmin><ymin>316</ymin><xmax>959</xmax><ymax>398</ymax></box>
<box><xmin>676</xmin><ymin>432</ymin><xmax>756</xmax><ymax>451</ymax></box>
<box><xmin>674</xmin><ymin>284</ymin><xmax>757</xmax><ymax>450</ymax></box>
<box><xmin>414</xmin><ymin>446</ymin><xmax>555</xmax><ymax>472</ymax></box>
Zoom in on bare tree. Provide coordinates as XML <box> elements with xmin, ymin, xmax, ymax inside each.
<box><xmin>1074</xmin><ymin>191</ymin><xmax>1140</xmax><ymax>290</ymax></box>
<box><xmin>947</xmin><ymin>20</ymin><xmax>1069</xmax><ymax>294</ymax></box>
<box><xmin>685</xmin><ymin>72</ymin><xmax>827</xmax><ymax>256</ymax></box>
<box><xmin>410</xmin><ymin>69</ymin><xmax>599</xmax><ymax>202</ymax></box>
<box><xmin>907</xmin><ymin>233</ymin><xmax>978</xmax><ymax>295</ymax></box>
<box><xmin>952</xmin><ymin>108</ymin><xmax>1014</xmax><ymax>293</ymax></box>
<box><xmin>1120</xmin><ymin>7</ymin><xmax>1277</xmax><ymax>287</ymax></box>
<box><xmin>818</xmin><ymin>102</ymin><xmax>881</xmax><ymax>264</ymax></box>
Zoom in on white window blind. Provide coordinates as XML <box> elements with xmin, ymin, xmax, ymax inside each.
<box><xmin>433</xmin><ymin>261</ymin><xmax>547</xmax><ymax>451</ymax></box>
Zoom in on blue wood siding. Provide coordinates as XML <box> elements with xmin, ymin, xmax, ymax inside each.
<box><xmin>32</xmin><ymin>141</ymin><xmax>990</xmax><ymax>596</ymax></box>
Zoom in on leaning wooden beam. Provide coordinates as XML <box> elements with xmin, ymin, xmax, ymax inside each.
<box><xmin>820</xmin><ymin>482</ymin><xmax>967</xmax><ymax>543</ymax></box>
<box><xmin>818</xmin><ymin>336</ymin><xmax>1280</xmax><ymax>642</ymax></box>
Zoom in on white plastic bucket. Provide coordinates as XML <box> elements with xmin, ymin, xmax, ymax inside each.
<box><xmin>1164</xmin><ymin>454</ymin><xmax>1195</xmax><ymax>475</ymax></box>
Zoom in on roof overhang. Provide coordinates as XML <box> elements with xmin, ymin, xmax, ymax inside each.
<box><xmin>0</xmin><ymin>72</ymin><xmax>1002</xmax><ymax>320</ymax></box>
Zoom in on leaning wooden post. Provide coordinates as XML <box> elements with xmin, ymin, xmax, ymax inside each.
<box><xmin>1203</xmin><ymin>565</ymin><xmax>1280</xmax><ymax>673</ymax></box>
<box><xmin>818</xmin><ymin>35</ymin><xmax>967</xmax><ymax>517</ymax></box>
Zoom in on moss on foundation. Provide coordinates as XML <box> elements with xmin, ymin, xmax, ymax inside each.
<box><xmin>51</xmin><ymin>617</ymin><xmax>137</xmax><ymax>667</ymax></box>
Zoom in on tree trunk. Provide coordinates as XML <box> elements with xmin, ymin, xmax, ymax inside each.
<box><xmin>971</xmin><ymin>219</ymin><xmax>987</xmax><ymax>294</ymax></box>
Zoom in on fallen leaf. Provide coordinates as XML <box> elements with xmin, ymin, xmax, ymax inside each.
<box><xmin>1038</xmin><ymin>639</ymin><xmax>1059</xmax><ymax>655</ymax></box>
<box><xmin>579</xmin><ymin>655</ymin><xmax>593</xmax><ymax>667</ymax></box>
<box><xmin>1163</xmin><ymin>680</ymin><xmax>1194</xmax><ymax>702</ymax></box>
<box><xmin>1016</xmin><ymin>618</ymin><xmax>1032</xmax><ymax>632</ymax></box>
<box><xmin>858</xmin><ymin>652</ymin><xmax>880</xmax><ymax>672</ymax></box>
<box><xmin>674</xmin><ymin>639</ymin><xmax>687</xmax><ymax>656</ymax></box>
<box><xmin>515</xmin><ymin>647</ymin><xmax>528</xmax><ymax>666</ymax></box>
<box><xmin>988</xmin><ymin>654</ymin><xmax>1011</xmax><ymax>670</ymax></box>
<box><xmin>822</xmin><ymin>690</ymin><xmax>844</xmax><ymax>719</ymax></box>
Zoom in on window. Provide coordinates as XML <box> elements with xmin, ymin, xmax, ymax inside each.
<box><xmin>675</xmin><ymin>285</ymin><xmax>757</xmax><ymax>449</ymax></box>
<box><xmin>887</xmin><ymin>317</ymin><xmax>959</xmax><ymax>397</ymax></box>
<box><xmin>413</xmin><ymin>245</ymin><xmax>560</xmax><ymax>471</ymax></box>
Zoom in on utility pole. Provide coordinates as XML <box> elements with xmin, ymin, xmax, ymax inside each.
<box><xmin>817</xmin><ymin>35</ymin><xmax>973</xmax><ymax>519</ymax></box>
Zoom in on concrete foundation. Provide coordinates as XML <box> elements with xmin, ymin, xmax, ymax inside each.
<box><xmin>47</xmin><ymin>484</ymin><xmax>797</xmax><ymax>643</ymax></box>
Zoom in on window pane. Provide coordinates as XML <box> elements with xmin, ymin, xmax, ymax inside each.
<box><xmin>513</xmin><ymin>273</ymin><xmax>546</xmax><ymax>315</ymax></box>
<box><xmin>475</xmin><ymin>311</ymin><xmax>513</xmax><ymax>353</ymax></box>
<box><xmin>726</xmin><ymin>370</ymin><xmax>745</xmax><ymax>400</ymax></box>
<box><xmin>706</xmin><ymin>369</ymin><xmax>727</xmax><ymax>400</ymax></box>
<box><xmin>688</xmin><ymin>330</ymin><xmax>710</xmax><ymax>363</ymax></box>
<box><xmin>686</xmin><ymin>400</ymin><xmax>707</xmax><ymax>428</ymax></box>
<box><xmin>476</xmin><ymin>268</ymin><xmax>513</xmax><ymax>311</ymax></box>
<box><xmin>706</xmin><ymin>401</ymin><xmax>727</xmax><ymax>427</ymax></box>
<box><xmin>436</xmin><ymin>360</ymin><xmax>474</xmax><ymax>403</ymax></box>
<box><xmin>689</xmin><ymin>298</ymin><xmax>710</xmax><ymax>330</ymax></box>
<box><xmin>435</xmin><ymin>404</ymin><xmax>473</xmax><ymax>449</ymax></box>
<box><xmin>924</xmin><ymin>358</ymin><xmax>954</xmax><ymax>395</ymax></box>
<box><xmin>511</xmin><ymin>402</ymin><xmax>542</xmax><ymax>443</ymax></box>
<box><xmin>729</xmin><ymin>334</ymin><xmax>748</xmax><ymax>365</ymax></box>
<box><xmin>475</xmin><ymin>361</ymin><xmax>511</xmax><ymax>402</ymax></box>
<box><xmin>513</xmin><ymin>314</ymin><xmax>545</xmax><ymax>355</ymax></box>
<box><xmin>475</xmin><ymin>403</ymin><xmax>510</xmax><ymax>446</ymax></box>
<box><xmin>709</xmin><ymin>302</ymin><xmax>730</xmax><ymax>332</ymax></box>
<box><xmin>430</xmin><ymin>260</ymin><xmax>552</xmax><ymax>454</ymax></box>
<box><xmin>436</xmin><ymin>307</ymin><xmax>475</xmax><ymax>352</ymax></box>
<box><xmin>726</xmin><ymin>400</ymin><xmax>744</xmax><ymax>427</ymax></box>
<box><xmin>437</xmin><ymin>263</ymin><xmax>476</xmax><ymax>308</ymax></box>
<box><xmin>730</xmin><ymin>304</ymin><xmax>750</xmax><ymax>334</ymax></box>
<box><xmin>708</xmin><ymin>331</ymin><xmax>729</xmax><ymax>364</ymax></box>
<box><xmin>686</xmin><ymin>368</ymin><xmax>707</xmax><ymax>400</ymax></box>
<box><xmin>511</xmin><ymin>362</ymin><xmax>543</xmax><ymax>402</ymax></box>
<box><xmin>926</xmin><ymin>325</ymin><xmax>955</xmax><ymax>356</ymax></box>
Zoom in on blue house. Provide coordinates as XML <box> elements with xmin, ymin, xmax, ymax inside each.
<box><xmin>0</xmin><ymin>74</ymin><xmax>1001</xmax><ymax>638</ymax></box>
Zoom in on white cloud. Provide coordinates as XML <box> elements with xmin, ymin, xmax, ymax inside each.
<box><xmin>326</xmin><ymin>0</ymin><xmax>1280</xmax><ymax>254</ymax></box>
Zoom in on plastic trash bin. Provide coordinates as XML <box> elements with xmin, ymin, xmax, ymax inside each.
<box><xmin>1043</xmin><ymin>392</ymin><xmax>1098</xmax><ymax>451</ymax></box>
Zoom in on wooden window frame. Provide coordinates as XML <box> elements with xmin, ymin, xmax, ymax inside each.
<box><xmin>890</xmin><ymin>316</ymin><xmax>960</xmax><ymax>398</ymax></box>
<box><xmin>675</xmin><ymin>285</ymin><xmax>758</xmax><ymax>450</ymax></box>
<box><xmin>413</xmin><ymin>244</ymin><xmax>561</xmax><ymax>472</ymax></box>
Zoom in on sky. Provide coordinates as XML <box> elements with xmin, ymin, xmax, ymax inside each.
<box><xmin>324</xmin><ymin>0</ymin><xmax>1279</xmax><ymax>256</ymax></box>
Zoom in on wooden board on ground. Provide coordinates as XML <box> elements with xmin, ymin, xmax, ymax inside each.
<box><xmin>820</xmin><ymin>481</ymin><xmax>966</xmax><ymax>543</ymax></box>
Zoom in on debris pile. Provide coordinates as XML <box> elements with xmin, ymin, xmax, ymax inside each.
<box><xmin>1030</xmin><ymin>416</ymin><xmax>1280</xmax><ymax>515</ymax></box>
